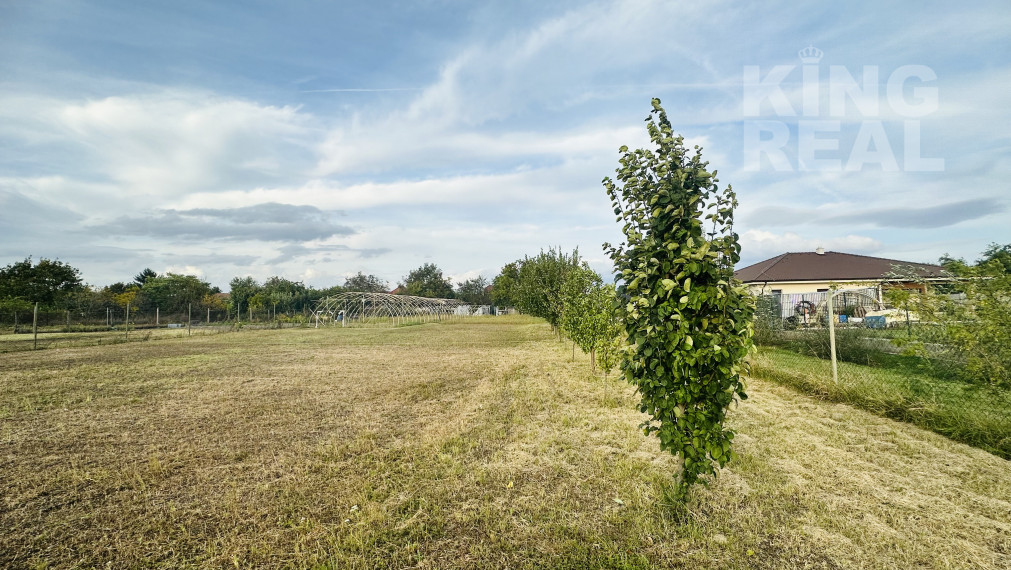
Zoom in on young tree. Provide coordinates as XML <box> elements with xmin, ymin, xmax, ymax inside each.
<box><xmin>401</xmin><ymin>263</ymin><xmax>454</xmax><ymax>298</ymax></box>
<box><xmin>560</xmin><ymin>265</ymin><xmax>601</xmax><ymax>354</ymax></box>
<box><xmin>603</xmin><ymin>98</ymin><xmax>754</xmax><ymax>498</ymax></box>
<box><xmin>595</xmin><ymin>300</ymin><xmax>625</xmax><ymax>378</ymax></box>
<box><xmin>560</xmin><ymin>267</ymin><xmax>624</xmax><ymax>373</ymax></box>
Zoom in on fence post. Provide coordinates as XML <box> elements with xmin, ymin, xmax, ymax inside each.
<box><xmin>125</xmin><ymin>301</ymin><xmax>130</xmax><ymax>341</ymax></box>
<box><xmin>188</xmin><ymin>303</ymin><xmax>192</xmax><ymax>336</ymax></box>
<box><xmin>33</xmin><ymin>302</ymin><xmax>38</xmax><ymax>350</ymax></box>
<box><xmin>828</xmin><ymin>291</ymin><xmax>838</xmax><ymax>385</ymax></box>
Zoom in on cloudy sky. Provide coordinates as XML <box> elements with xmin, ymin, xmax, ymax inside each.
<box><xmin>2</xmin><ymin>1</ymin><xmax>1009</xmax><ymax>290</ymax></box>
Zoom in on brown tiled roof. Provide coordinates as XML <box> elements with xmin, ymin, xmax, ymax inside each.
<box><xmin>734</xmin><ymin>251</ymin><xmax>947</xmax><ymax>283</ymax></box>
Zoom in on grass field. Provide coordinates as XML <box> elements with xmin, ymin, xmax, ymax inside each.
<box><xmin>2</xmin><ymin>316</ymin><xmax>1009</xmax><ymax>568</ymax></box>
<box><xmin>0</xmin><ymin>326</ymin><xmax>230</xmax><ymax>353</ymax></box>
<box><xmin>749</xmin><ymin>347</ymin><xmax>1011</xmax><ymax>459</ymax></box>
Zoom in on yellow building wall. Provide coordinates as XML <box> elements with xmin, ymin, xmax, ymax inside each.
<box><xmin>746</xmin><ymin>280</ymin><xmax>881</xmax><ymax>296</ymax></box>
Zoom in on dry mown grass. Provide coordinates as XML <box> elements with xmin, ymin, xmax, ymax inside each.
<box><xmin>1</xmin><ymin>316</ymin><xmax>1008</xmax><ymax>568</ymax></box>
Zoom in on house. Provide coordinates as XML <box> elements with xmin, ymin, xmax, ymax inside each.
<box><xmin>734</xmin><ymin>248</ymin><xmax>948</xmax><ymax>300</ymax></box>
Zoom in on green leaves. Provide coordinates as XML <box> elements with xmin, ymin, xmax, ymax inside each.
<box><xmin>604</xmin><ymin>99</ymin><xmax>755</xmax><ymax>499</ymax></box>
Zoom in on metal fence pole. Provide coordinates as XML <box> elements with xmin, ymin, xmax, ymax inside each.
<box><xmin>828</xmin><ymin>291</ymin><xmax>838</xmax><ymax>385</ymax></box>
<box><xmin>33</xmin><ymin>302</ymin><xmax>38</xmax><ymax>350</ymax></box>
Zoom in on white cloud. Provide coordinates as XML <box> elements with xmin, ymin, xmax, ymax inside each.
<box><xmin>62</xmin><ymin>94</ymin><xmax>315</xmax><ymax>194</ymax></box>
<box><xmin>0</xmin><ymin>90</ymin><xmax>321</xmax><ymax>212</ymax></box>
<box><xmin>740</xmin><ymin>229</ymin><xmax>882</xmax><ymax>262</ymax></box>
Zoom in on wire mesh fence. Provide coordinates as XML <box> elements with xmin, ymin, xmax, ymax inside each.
<box><xmin>0</xmin><ymin>301</ymin><xmax>503</xmax><ymax>352</ymax></box>
<box><xmin>750</xmin><ymin>292</ymin><xmax>1011</xmax><ymax>458</ymax></box>
<box><xmin>0</xmin><ymin>305</ymin><xmax>307</xmax><ymax>353</ymax></box>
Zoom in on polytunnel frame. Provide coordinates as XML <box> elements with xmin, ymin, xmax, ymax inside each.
<box><xmin>312</xmin><ymin>292</ymin><xmax>470</xmax><ymax>327</ymax></box>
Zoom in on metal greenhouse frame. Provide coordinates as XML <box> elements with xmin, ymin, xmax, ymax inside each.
<box><xmin>311</xmin><ymin>292</ymin><xmax>470</xmax><ymax>327</ymax></box>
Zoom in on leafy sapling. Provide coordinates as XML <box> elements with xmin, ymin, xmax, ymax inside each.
<box><xmin>603</xmin><ymin>98</ymin><xmax>755</xmax><ymax>498</ymax></box>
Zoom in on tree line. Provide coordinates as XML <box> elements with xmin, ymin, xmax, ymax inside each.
<box><xmin>0</xmin><ymin>258</ymin><xmax>495</xmax><ymax>323</ymax></box>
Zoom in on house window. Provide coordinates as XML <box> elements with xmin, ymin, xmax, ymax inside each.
<box><xmin>817</xmin><ymin>288</ymin><xmax>829</xmax><ymax>292</ymax></box>
<box><xmin>770</xmin><ymin>289</ymin><xmax>782</xmax><ymax>296</ymax></box>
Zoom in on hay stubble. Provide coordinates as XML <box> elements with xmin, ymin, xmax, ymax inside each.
<box><xmin>1</xmin><ymin>317</ymin><xmax>1008</xmax><ymax>568</ymax></box>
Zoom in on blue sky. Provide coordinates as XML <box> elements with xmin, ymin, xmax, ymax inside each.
<box><xmin>1</xmin><ymin>0</ymin><xmax>1009</xmax><ymax>290</ymax></box>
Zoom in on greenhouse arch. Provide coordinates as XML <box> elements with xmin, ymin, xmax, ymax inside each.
<box><xmin>312</xmin><ymin>292</ymin><xmax>477</xmax><ymax>327</ymax></box>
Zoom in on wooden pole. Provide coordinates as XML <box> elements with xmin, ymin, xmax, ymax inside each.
<box><xmin>125</xmin><ymin>301</ymin><xmax>130</xmax><ymax>340</ymax></box>
<box><xmin>33</xmin><ymin>302</ymin><xmax>38</xmax><ymax>350</ymax></box>
<box><xmin>207</xmin><ymin>307</ymin><xmax>210</xmax><ymax>324</ymax></box>
<box><xmin>188</xmin><ymin>303</ymin><xmax>192</xmax><ymax>336</ymax></box>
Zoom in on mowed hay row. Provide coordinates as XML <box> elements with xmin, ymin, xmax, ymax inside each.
<box><xmin>1</xmin><ymin>315</ymin><xmax>1009</xmax><ymax>569</ymax></box>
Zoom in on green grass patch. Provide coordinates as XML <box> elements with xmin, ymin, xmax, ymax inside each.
<box><xmin>750</xmin><ymin>347</ymin><xmax>1011</xmax><ymax>458</ymax></box>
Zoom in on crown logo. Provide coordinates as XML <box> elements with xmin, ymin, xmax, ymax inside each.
<box><xmin>798</xmin><ymin>45</ymin><xmax>823</xmax><ymax>64</ymax></box>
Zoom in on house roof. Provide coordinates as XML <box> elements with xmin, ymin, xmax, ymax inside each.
<box><xmin>734</xmin><ymin>251</ymin><xmax>947</xmax><ymax>283</ymax></box>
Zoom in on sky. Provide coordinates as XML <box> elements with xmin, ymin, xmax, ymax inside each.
<box><xmin>1</xmin><ymin>0</ymin><xmax>1009</xmax><ymax>291</ymax></box>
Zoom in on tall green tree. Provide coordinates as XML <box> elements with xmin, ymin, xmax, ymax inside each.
<box><xmin>603</xmin><ymin>99</ymin><xmax>754</xmax><ymax>497</ymax></box>
<box><xmin>262</xmin><ymin>276</ymin><xmax>309</xmax><ymax>314</ymax></box>
<box><xmin>134</xmin><ymin>268</ymin><xmax>158</xmax><ymax>287</ymax></box>
<box><xmin>560</xmin><ymin>265</ymin><xmax>603</xmax><ymax>354</ymax></box>
<box><xmin>513</xmin><ymin>248</ymin><xmax>582</xmax><ymax>330</ymax></box>
<box><xmin>140</xmin><ymin>273</ymin><xmax>214</xmax><ymax>314</ymax></box>
<box><xmin>0</xmin><ymin>257</ymin><xmax>84</xmax><ymax>308</ymax></box>
<box><xmin>343</xmin><ymin>272</ymin><xmax>388</xmax><ymax>293</ymax></box>
<box><xmin>400</xmin><ymin>263</ymin><xmax>454</xmax><ymax>298</ymax></box>
<box><xmin>456</xmin><ymin>276</ymin><xmax>491</xmax><ymax>305</ymax></box>
<box><xmin>229</xmin><ymin>276</ymin><xmax>261</xmax><ymax>319</ymax></box>
<box><xmin>978</xmin><ymin>243</ymin><xmax>1011</xmax><ymax>274</ymax></box>
<box><xmin>491</xmin><ymin>262</ymin><xmax>520</xmax><ymax>307</ymax></box>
